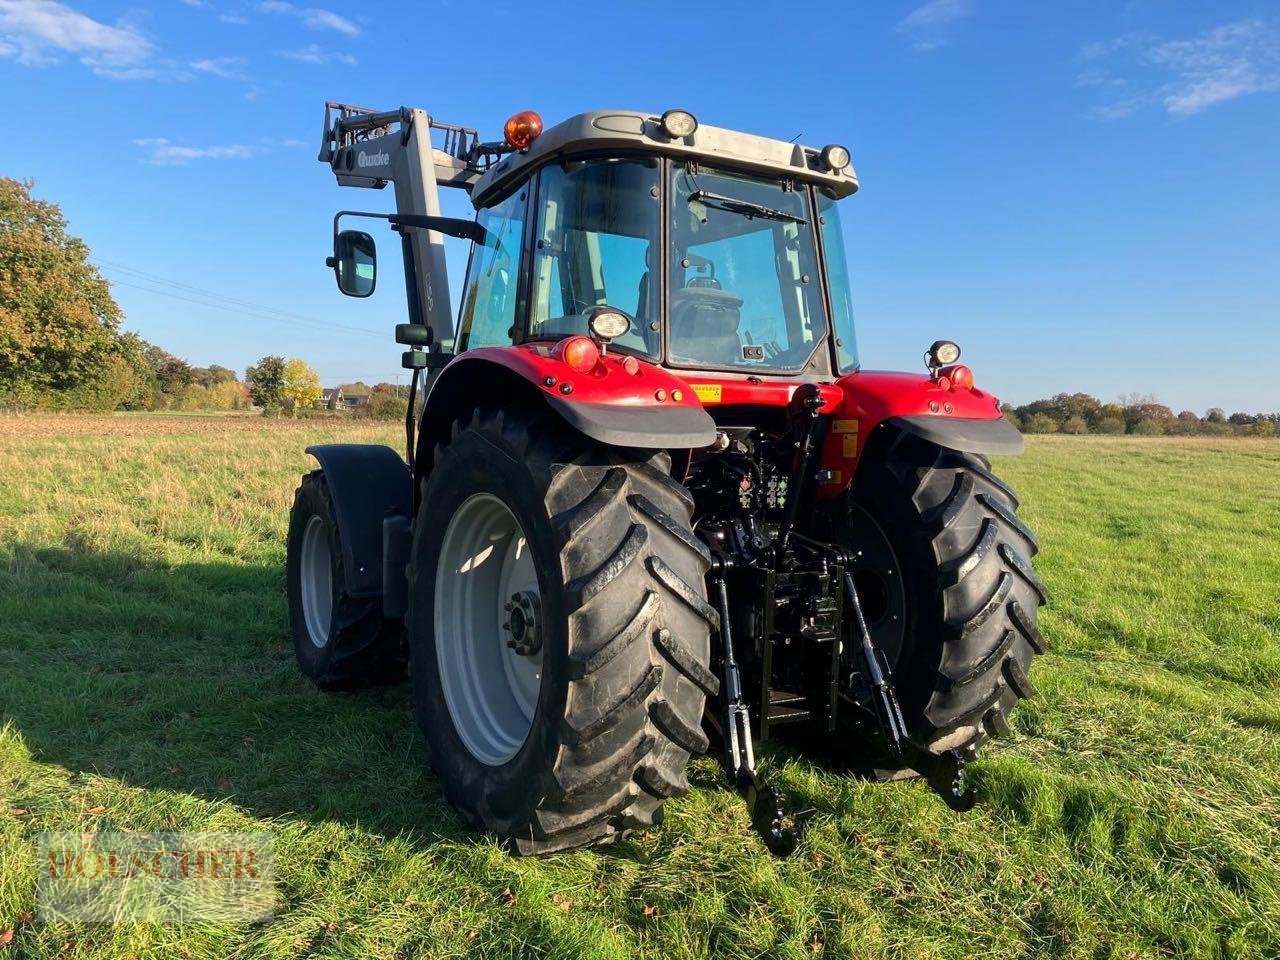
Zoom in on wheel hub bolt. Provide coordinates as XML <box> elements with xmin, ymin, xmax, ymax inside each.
<box><xmin>504</xmin><ymin>590</ymin><xmax>543</xmax><ymax>656</ymax></box>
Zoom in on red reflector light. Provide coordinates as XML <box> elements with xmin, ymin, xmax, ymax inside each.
<box><xmin>504</xmin><ymin>110</ymin><xmax>543</xmax><ymax>150</ymax></box>
<box><xmin>554</xmin><ymin>335</ymin><xmax>599</xmax><ymax>373</ymax></box>
<box><xmin>942</xmin><ymin>364</ymin><xmax>974</xmax><ymax>390</ymax></box>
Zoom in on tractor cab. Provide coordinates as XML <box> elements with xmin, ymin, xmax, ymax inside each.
<box><xmin>454</xmin><ymin>111</ymin><xmax>860</xmax><ymax>383</ymax></box>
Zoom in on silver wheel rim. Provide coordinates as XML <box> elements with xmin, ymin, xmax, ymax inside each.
<box><xmin>435</xmin><ymin>493</ymin><xmax>543</xmax><ymax>766</ymax></box>
<box><xmin>300</xmin><ymin>514</ymin><xmax>333</xmax><ymax>649</ymax></box>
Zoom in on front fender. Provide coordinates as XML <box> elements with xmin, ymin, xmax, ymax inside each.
<box><xmin>817</xmin><ymin>369</ymin><xmax>1018</xmax><ymax>498</ymax></box>
<box><xmin>423</xmin><ymin>345</ymin><xmax>717</xmax><ymax>450</ymax></box>
<box><xmin>305</xmin><ymin>443</ymin><xmax>411</xmax><ymax>597</ymax></box>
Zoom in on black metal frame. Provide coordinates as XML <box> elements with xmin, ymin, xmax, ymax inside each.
<box><xmin>692</xmin><ymin>386</ymin><xmax>977</xmax><ymax>854</ymax></box>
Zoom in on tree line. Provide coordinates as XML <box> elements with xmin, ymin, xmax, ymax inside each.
<box><xmin>1003</xmin><ymin>393</ymin><xmax>1278</xmax><ymax>437</ymax></box>
<box><xmin>1</xmin><ymin>177</ymin><xmax>407</xmax><ymax>419</ymax></box>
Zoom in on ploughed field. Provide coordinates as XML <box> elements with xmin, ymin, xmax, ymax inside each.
<box><xmin>1</xmin><ymin>415</ymin><xmax>1278</xmax><ymax>959</ymax></box>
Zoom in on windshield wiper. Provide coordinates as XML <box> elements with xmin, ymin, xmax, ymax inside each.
<box><xmin>687</xmin><ymin>189</ymin><xmax>807</xmax><ymax>225</ymax></box>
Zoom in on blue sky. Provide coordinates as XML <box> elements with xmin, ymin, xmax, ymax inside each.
<box><xmin>1</xmin><ymin>0</ymin><xmax>1277</xmax><ymax>412</ymax></box>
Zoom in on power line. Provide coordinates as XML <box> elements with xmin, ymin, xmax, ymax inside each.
<box><xmin>92</xmin><ymin>258</ymin><xmax>389</xmax><ymax>340</ymax></box>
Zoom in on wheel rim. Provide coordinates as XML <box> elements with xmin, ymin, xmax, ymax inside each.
<box><xmin>300</xmin><ymin>514</ymin><xmax>333</xmax><ymax>649</ymax></box>
<box><xmin>435</xmin><ymin>493</ymin><xmax>543</xmax><ymax>766</ymax></box>
<box><xmin>844</xmin><ymin>503</ymin><xmax>907</xmax><ymax>669</ymax></box>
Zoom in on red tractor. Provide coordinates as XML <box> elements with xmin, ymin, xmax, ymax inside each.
<box><xmin>287</xmin><ymin>104</ymin><xmax>1043</xmax><ymax>855</ymax></box>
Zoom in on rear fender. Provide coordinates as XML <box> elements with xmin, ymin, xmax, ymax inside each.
<box><xmin>817</xmin><ymin>370</ymin><xmax>1021</xmax><ymax>499</ymax></box>
<box><xmin>416</xmin><ymin>346</ymin><xmax>717</xmax><ymax>479</ymax></box>
<box><xmin>305</xmin><ymin>443</ymin><xmax>412</xmax><ymax>598</ymax></box>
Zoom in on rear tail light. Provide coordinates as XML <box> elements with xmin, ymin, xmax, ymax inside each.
<box><xmin>554</xmin><ymin>335</ymin><xmax>600</xmax><ymax>373</ymax></box>
<box><xmin>941</xmin><ymin>364</ymin><xmax>974</xmax><ymax>390</ymax></box>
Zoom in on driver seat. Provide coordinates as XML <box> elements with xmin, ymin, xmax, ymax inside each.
<box><xmin>670</xmin><ymin>287</ymin><xmax>743</xmax><ymax>366</ymax></box>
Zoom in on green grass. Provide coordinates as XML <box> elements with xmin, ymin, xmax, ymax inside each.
<box><xmin>1</xmin><ymin>419</ymin><xmax>1278</xmax><ymax>959</ymax></box>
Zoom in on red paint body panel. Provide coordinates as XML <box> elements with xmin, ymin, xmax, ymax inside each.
<box><xmin>669</xmin><ymin>377</ymin><xmax>843</xmax><ymax>414</ymax></box>
<box><xmin>430</xmin><ymin>344</ymin><xmax>706</xmax><ymax>410</ymax></box>
<box><xmin>815</xmin><ymin>370</ymin><xmax>1003</xmax><ymax>498</ymax></box>
<box><xmin>429</xmin><ymin>346</ymin><xmax>1002</xmax><ymax>501</ymax></box>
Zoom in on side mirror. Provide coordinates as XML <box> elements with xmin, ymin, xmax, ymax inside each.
<box><xmin>330</xmin><ymin>230</ymin><xmax>376</xmax><ymax>297</ymax></box>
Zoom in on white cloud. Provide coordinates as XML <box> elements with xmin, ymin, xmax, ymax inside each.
<box><xmin>899</xmin><ymin>0</ymin><xmax>972</xmax><ymax>31</ymax></box>
<box><xmin>219</xmin><ymin>14</ymin><xmax>249</xmax><ymax>24</ymax></box>
<box><xmin>279</xmin><ymin>42</ymin><xmax>355</xmax><ymax>65</ymax></box>
<box><xmin>896</xmin><ymin>0</ymin><xmax>973</xmax><ymax>51</ymax></box>
<box><xmin>1082</xmin><ymin>19</ymin><xmax>1280</xmax><ymax>119</ymax></box>
<box><xmin>190</xmin><ymin>55</ymin><xmax>248</xmax><ymax>79</ymax></box>
<box><xmin>257</xmin><ymin>1</ymin><xmax>358</xmax><ymax>36</ymax></box>
<box><xmin>0</xmin><ymin>0</ymin><xmax>154</xmax><ymax>75</ymax></box>
<box><xmin>135</xmin><ymin>137</ymin><xmax>263</xmax><ymax>165</ymax></box>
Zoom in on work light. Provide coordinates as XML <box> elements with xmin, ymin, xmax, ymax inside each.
<box><xmin>926</xmin><ymin>340</ymin><xmax>962</xmax><ymax>369</ymax></box>
<box><xmin>588</xmin><ymin>307</ymin><xmax>631</xmax><ymax>345</ymax></box>
<box><xmin>820</xmin><ymin>144</ymin><xmax>851</xmax><ymax>172</ymax></box>
<box><xmin>660</xmin><ymin>109</ymin><xmax>698</xmax><ymax>139</ymax></box>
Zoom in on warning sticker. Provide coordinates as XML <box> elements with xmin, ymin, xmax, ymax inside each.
<box><xmin>690</xmin><ymin>384</ymin><xmax>722</xmax><ymax>403</ymax></box>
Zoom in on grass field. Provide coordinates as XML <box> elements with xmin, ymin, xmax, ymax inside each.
<box><xmin>1</xmin><ymin>416</ymin><xmax>1278</xmax><ymax>959</ymax></box>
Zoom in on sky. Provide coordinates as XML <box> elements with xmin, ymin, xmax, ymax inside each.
<box><xmin>1</xmin><ymin>0</ymin><xmax>1277</xmax><ymax>413</ymax></box>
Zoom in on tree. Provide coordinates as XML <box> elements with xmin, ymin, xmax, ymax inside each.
<box><xmin>1228</xmin><ymin>412</ymin><xmax>1256</xmax><ymax>426</ymax></box>
<box><xmin>280</xmin><ymin>358</ymin><xmax>322</xmax><ymax>416</ymax></box>
<box><xmin>1023</xmin><ymin>413</ymin><xmax>1059</xmax><ymax>434</ymax></box>
<box><xmin>1060</xmin><ymin>415</ymin><xmax>1088</xmax><ymax>435</ymax></box>
<box><xmin>0</xmin><ymin>177</ymin><xmax>124</xmax><ymax>406</ymax></box>
<box><xmin>143</xmin><ymin>343</ymin><xmax>195</xmax><ymax>408</ymax></box>
<box><xmin>192</xmin><ymin>364</ymin><xmax>238</xmax><ymax>388</ymax></box>
<box><xmin>1169</xmin><ymin>410</ymin><xmax>1202</xmax><ymax>436</ymax></box>
<box><xmin>1119</xmin><ymin>393</ymin><xmax>1174</xmax><ymax>434</ymax></box>
<box><xmin>1094</xmin><ymin>416</ymin><xmax>1125</xmax><ymax>434</ymax></box>
<box><xmin>246</xmin><ymin>355</ymin><xmax>286</xmax><ymax>409</ymax></box>
<box><xmin>176</xmin><ymin>383</ymin><xmax>208</xmax><ymax>411</ymax></box>
<box><xmin>365</xmin><ymin>390</ymin><xmax>408</xmax><ymax>420</ymax></box>
<box><xmin>207</xmin><ymin>379</ymin><xmax>249</xmax><ymax>410</ymax></box>
<box><xmin>1205</xmin><ymin>408</ymin><xmax>1227</xmax><ymax>424</ymax></box>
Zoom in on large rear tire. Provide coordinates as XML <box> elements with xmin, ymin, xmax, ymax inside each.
<box><xmin>286</xmin><ymin>471</ymin><xmax>407</xmax><ymax>690</ymax></box>
<box><xmin>407</xmin><ymin>408</ymin><xmax>715</xmax><ymax>854</ymax></box>
<box><xmin>817</xmin><ymin>426</ymin><xmax>1046</xmax><ymax>767</ymax></box>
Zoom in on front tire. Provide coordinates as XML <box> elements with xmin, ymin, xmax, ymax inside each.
<box><xmin>408</xmin><ymin>409</ymin><xmax>716</xmax><ymax>854</ymax></box>
<box><xmin>286</xmin><ymin>471</ymin><xmax>406</xmax><ymax>689</ymax></box>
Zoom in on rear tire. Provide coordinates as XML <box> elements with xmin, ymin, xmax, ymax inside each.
<box><xmin>408</xmin><ymin>408</ymin><xmax>715</xmax><ymax>854</ymax></box>
<box><xmin>286</xmin><ymin>471</ymin><xmax>406</xmax><ymax>690</ymax></box>
<box><xmin>818</xmin><ymin>426</ymin><xmax>1046</xmax><ymax>767</ymax></box>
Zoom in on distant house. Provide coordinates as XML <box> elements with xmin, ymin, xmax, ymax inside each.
<box><xmin>318</xmin><ymin>387</ymin><xmax>344</xmax><ymax>410</ymax></box>
<box><xmin>338</xmin><ymin>383</ymin><xmax>371</xmax><ymax>409</ymax></box>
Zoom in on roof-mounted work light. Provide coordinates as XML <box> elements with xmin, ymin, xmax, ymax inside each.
<box><xmin>660</xmin><ymin>109</ymin><xmax>698</xmax><ymax>139</ymax></box>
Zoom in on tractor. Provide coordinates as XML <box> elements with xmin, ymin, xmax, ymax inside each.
<box><xmin>286</xmin><ymin>103</ymin><xmax>1044</xmax><ymax>855</ymax></box>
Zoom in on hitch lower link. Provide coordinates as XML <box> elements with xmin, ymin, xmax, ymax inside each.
<box><xmin>709</xmin><ymin>558</ymin><xmax>800</xmax><ymax>856</ymax></box>
<box><xmin>841</xmin><ymin>566</ymin><xmax>976</xmax><ymax>814</ymax></box>
<box><xmin>707</xmin><ymin>550</ymin><xmax>975</xmax><ymax>857</ymax></box>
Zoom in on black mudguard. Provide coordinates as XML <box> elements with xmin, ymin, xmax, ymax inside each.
<box><xmin>887</xmin><ymin>414</ymin><xmax>1025</xmax><ymax>456</ymax></box>
<box><xmin>546</xmin><ymin>396</ymin><xmax>717</xmax><ymax>449</ymax></box>
<box><xmin>305</xmin><ymin>444</ymin><xmax>412</xmax><ymax>598</ymax></box>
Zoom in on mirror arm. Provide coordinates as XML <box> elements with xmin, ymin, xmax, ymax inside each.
<box><xmin>387</xmin><ymin>214</ymin><xmax>487</xmax><ymax>245</ymax></box>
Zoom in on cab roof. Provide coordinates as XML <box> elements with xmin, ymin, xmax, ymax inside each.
<box><xmin>469</xmin><ymin>110</ymin><xmax>860</xmax><ymax>207</ymax></box>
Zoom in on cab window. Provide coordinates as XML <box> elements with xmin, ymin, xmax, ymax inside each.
<box><xmin>456</xmin><ymin>187</ymin><xmax>527</xmax><ymax>351</ymax></box>
<box><xmin>528</xmin><ymin>158</ymin><xmax>660</xmax><ymax>358</ymax></box>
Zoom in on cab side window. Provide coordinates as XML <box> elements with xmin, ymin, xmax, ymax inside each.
<box><xmin>456</xmin><ymin>187</ymin><xmax>527</xmax><ymax>351</ymax></box>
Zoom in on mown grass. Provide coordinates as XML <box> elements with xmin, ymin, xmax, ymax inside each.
<box><xmin>1</xmin><ymin>418</ymin><xmax>1277</xmax><ymax>959</ymax></box>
